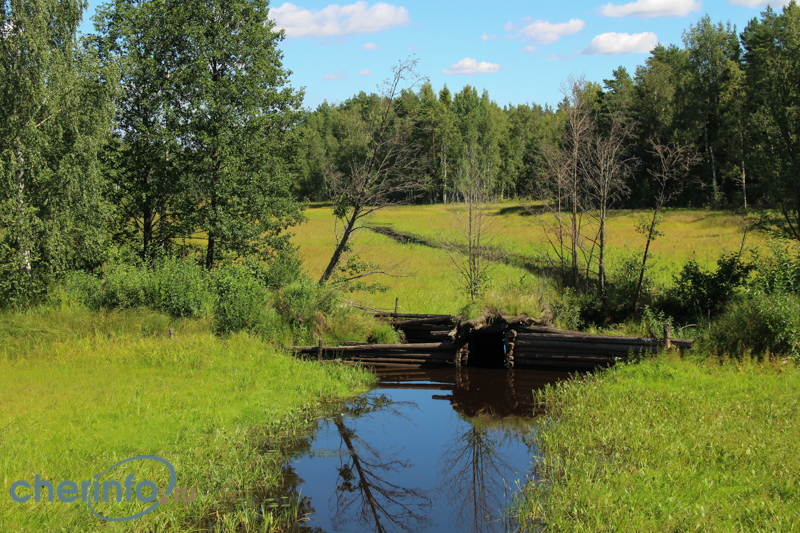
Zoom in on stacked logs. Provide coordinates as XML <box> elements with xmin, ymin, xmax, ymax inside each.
<box><xmin>374</xmin><ymin>313</ymin><xmax>456</xmax><ymax>343</ymax></box>
<box><xmin>290</xmin><ymin>341</ymin><xmax>458</xmax><ymax>368</ymax></box>
<box><xmin>507</xmin><ymin>325</ymin><xmax>693</xmax><ymax>370</ymax></box>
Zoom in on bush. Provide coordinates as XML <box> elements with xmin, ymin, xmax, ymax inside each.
<box><xmin>99</xmin><ymin>262</ymin><xmax>151</xmax><ymax>309</ymax></box>
<box><xmin>750</xmin><ymin>241</ymin><xmax>800</xmax><ymax>295</ymax></box>
<box><xmin>660</xmin><ymin>253</ymin><xmax>753</xmax><ymax>321</ymax></box>
<box><xmin>274</xmin><ymin>278</ymin><xmax>338</xmax><ymax>342</ymax></box>
<box><xmin>703</xmin><ymin>293</ymin><xmax>800</xmax><ymax>359</ymax></box>
<box><xmin>211</xmin><ymin>265</ymin><xmax>269</xmax><ymax>335</ymax></box>
<box><xmin>150</xmin><ymin>258</ymin><xmax>212</xmax><ymax>318</ymax></box>
<box><xmin>51</xmin><ymin>271</ymin><xmax>104</xmax><ymax>309</ymax></box>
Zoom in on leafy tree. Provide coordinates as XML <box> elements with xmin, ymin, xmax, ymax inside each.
<box><xmin>742</xmin><ymin>2</ymin><xmax>800</xmax><ymax>238</ymax></box>
<box><xmin>0</xmin><ymin>0</ymin><xmax>116</xmax><ymax>304</ymax></box>
<box><xmin>95</xmin><ymin>0</ymin><xmax>305</xmax><ymax>270</ymax></box>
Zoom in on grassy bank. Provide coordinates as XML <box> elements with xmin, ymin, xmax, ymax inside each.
<box><xmin>517</xmin><ymin>354</ymin><xmax>800</xmax><ymax>531</ymax></box>
<box><xmin>0</xmin><ymin>307</ymin><xmax>374</xmax><ymax>532</ymax></box>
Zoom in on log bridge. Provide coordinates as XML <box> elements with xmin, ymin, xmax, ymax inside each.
<box><xmin>290</xmin><ymin>313</ymin><xmax>693</xmax><ymax>371</ymax></box>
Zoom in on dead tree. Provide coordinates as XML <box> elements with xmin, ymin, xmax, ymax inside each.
<box><xmin>444</xmin><ymin>142</ymin><xmax>497</xmax><ymax>301</ymax></box>
<box><xmin>585</xmin><ymin>111</ymin><xmax>636</xmax><ymax>296</ymax></box>
<box><xmin>631</xmin><ymin>140</ymin><xmax>700</xmax><ymax>311</ymax></box>
<box><xmin>531</xmin><ymin>76</ymin><xmax>596</xmax><ymax>289</ymax></box>
<box><xmin>319</xmin><ymin>58</ymin><xmax>429</xmax><ymax>284</ymax></box>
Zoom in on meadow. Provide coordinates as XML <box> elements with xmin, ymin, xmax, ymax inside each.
<box><xmin>0</xmin><ymin>307</ymin><xmax>374</xmax><ymax>532</ymax></box>
<box><xmin>294</xmin><ymin>202</ymin><xmax>753</xmax><ymax>317</ymax></box>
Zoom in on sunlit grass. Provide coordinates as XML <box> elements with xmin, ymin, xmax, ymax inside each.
<box><xmin>515</xmin><ymin>354</ymin><xmax>800</xmax><ymax>531</ymax></box>
<box><xmin>0</xmin><ymin>307</ymin><xmax>374</xmax><ymax>532</ymax></box>
<box><xmin>293</xmin><ymin>202</ymin><xmax>755</xmax><ymax>315</ymax></box>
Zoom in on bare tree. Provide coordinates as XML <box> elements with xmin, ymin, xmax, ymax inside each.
<box><xmin>531</xmin><ymin>76</ymin><xmax>595</xmax><ymax>288</ymax></box>
<box><xmin>631</xmin><ymin>140</ymin><xmax>700</xmax><ymax>311</ymax></box>
<box><xmin>319</xmin><ymin>58</ymin><xmax>428</xmax><ymax>284</ymax></box>
<box><xmin>444</xmin><ymin>142</ymin><xmax>496</xmax><ymax>301</ymax></box>
<box><xmin>585</xmin><ymin>112</ymin><xmax>636</xmax><ymax>296</ymax></box>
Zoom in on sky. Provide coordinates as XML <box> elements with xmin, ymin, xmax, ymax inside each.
<box><xmin>77</xmin><ymin>0</ymin><xmax>792</xmax><ymax>110</ymax></box>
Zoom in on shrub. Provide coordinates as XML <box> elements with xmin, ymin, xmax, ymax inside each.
<box><xmin>99</xmin><ymin>263</ymin><xmax>151</xmax><ymax>309</ymax></box>
<box><xmin>660</xmin><ymin>253</ymin><xmax>753</xmax><ymax>321</ymax></box>
<box><xmin>703</xmin><ymin>293</ymin><xmax>800</xmax><ymax>359</ymax></box>
<box><xmin>51</xmin><ymin>271</ymin><xmax>104</xmax><ymax>309</ymax></box>
<box><xmin>211</xmin><ymin>265</ymin><xmax>268</xmax><ymax>335</ymax></box>
<box><xmin>750</xmin><ymin>241</ymin><xmax>800</xmax><ymax>295</ymax></box>
<box><xmin>150</xmin><ymin>258</ymin><xmax>212</xmax><ymax>318</ymax></box>
<box><xmin>274</xmin><ymin>278</ymin><xmax>337</xmax><ymax>331</ymax></box>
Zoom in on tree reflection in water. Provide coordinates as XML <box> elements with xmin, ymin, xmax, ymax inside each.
<box><xmin>328</xmin><ymin>395</ymin><xmax>432</xmax><ymax>532</ymax></box>
<box><xmin>438</xmin><ymin>423</ymin><xmax>528</xmax><ymax>533</ymax></box>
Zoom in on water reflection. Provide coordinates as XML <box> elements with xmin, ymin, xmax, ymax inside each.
<box><xmin>329</xmin><ymin>396</ymin><xmax>432</xmax><ymax>532</ymax></box>
<box><xmin>285</xmin><ymin>368</ymin><xmax>567</xmax><ymax>532</ymax></box>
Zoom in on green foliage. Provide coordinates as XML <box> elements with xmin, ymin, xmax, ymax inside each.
<box><xmin>149</xmin><ymin>257</ymin><xmax>212</xmax><ymax>318</ymax></box>
<box><xmin>275</xmin><ymin>278</ymin><xmax>338</xmax><ymax>341</ymax></box>
<box><xmin>660</xmin><ymin>252</ymin><xmax>753</xmax><ymax>320</ymax></box>
<box><xmin>0</xmin><ymin>0</ymin><xmax>116</xmax><ymax>307</ymax></box>
<box><xmin>704</xmin><ymin>293</ymin><xmax>800</xmax><ymax>359</ymax></box>
<box><xmin>750</xmin><ymin>241</ymin><xmax>800</xmax><ymax>295</ymax></box>
<box><xmin>211</xmin><ymin>265</ymin><xmax>269</xmax><ymax>336</ymax></box>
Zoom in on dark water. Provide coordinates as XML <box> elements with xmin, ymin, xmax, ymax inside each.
<box><xmin>280</xmin><ymin>368</ymin><xmax>568</xmax><ymax>533</ymax></box>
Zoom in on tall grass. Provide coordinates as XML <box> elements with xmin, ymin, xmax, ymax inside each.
<box><xmin>516</xmin><ymin>354</ymin><xmax>800</xmax><ymax>531</ymax></box>
<box><xmin>0</xmin><ymin>307</ymin><xmax>374</xmax><ymax>532</ymax></box>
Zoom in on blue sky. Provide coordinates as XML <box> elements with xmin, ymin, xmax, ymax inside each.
<box><xmin>78</xmin><ymin>0</ymin><xmax>790</xmax><ymax>110</ymax></box>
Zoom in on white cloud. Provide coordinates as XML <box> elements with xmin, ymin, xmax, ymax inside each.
<box><xmin>323</xmin><ymin>70</ymin><xmax>346</xmax><ymax>80</ymax></box>
<box><xmin>727</xmin><ymin>0</ymin><xmax>790</xmax><ymax>6</ymax></box>
<box><xmin>521</xmin><ymin>45</ymin><xmax>537</xmax><ymax>53</ymax></box>
<box><xmin>598</xmin><ymin>0</ymin><xmax>701</xmax><ymax>18</ymax></box>
<box><xmin>362</xmin><ymin>42</ymin><xmax>380</xmax><ymax>50</ymax></box>
<box><xmin>582</xmin><ymin>32</ymin><xmax>658</xmax><ymax>54</ymax></box>
<box><xmin>481</xmin><ymin>33</ymin><xmax>497</xmax><ymax>41</ymax></box>
<box><xmin>359</xmin><ymin>69</ymin><xmax>372</xmax><ymax>76</ymax></box>
<box><xmin>443</xmin><ymin>57</ymin><xmax>502</xmax><ymax>75</ymax></box>
<box><xmin>272</xmin><ymin>2</ymin><xmax>410</xmax><ymax>39</ymax></box>
<box><xmin>505</xmin><ymin>18</ymin><xmax>586</xmax><ymax>44</ymax></box>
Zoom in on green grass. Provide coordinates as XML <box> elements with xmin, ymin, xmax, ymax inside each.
<box><xmin>293</xmin><ymin>202</ymin><xmax>755</xmax><ymax>317</ymax></box>
<box><xmin>516</xmin><ymin>354</ymin><xmax>800</xmax><ymax>531</ymax></box>
<box><xmin>0</xmin><ymin>306</ymin><xmax>375</xmax><ymax>532</ymax></box>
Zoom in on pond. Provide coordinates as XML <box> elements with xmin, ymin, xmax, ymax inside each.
<box><xmin>277</xmin><ymin>367</ymin><xmax>570</xmax><ymax>532</ymax></box>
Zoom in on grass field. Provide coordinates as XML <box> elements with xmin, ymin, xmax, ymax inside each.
<box><xmin>516</xmin><ymin>354</ymin><xmax>800</xmax><ymax>531</ymax></box>
<box><xmin>293</xmin><ymin>202</ymin><xmax>754</xmax><ymax>316</ymax></box>
<box><xmin>0</xmin><ymin>307</ymin><xmax>374</xmax><ymax>532</ymax></box>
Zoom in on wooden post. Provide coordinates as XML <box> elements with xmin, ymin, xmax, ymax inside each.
<box><xmin>663</xmin><ymin>323</ymin><xmax>672</xmax><ymax>349</ymax></box>
<box><xmin>394</xmin><ymin>297</ymin><xmax>399</xmax><ymax>317</ymax></box>
<box><xmin>169</xmin><ymin>328</ymin><xmax>175</xmax><ymax>340</ymax></box>
<box><xmin>317</xmin><ymin>337</ymin><xmax>323</xmax><ymax>362</ymax></box>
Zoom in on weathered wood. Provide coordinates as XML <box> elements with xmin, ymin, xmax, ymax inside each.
<box><xmin>292</xmin><ymin>342</ymin><xmax>457</xmax><ymax>353</ymax></box>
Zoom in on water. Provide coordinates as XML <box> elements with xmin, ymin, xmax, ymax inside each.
<box><xmin>280</xmin><ymin>368</ymin><xmax>569</xmax><ymax>532</ymax></box>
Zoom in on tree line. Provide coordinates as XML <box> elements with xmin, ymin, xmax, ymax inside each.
<box><xmin>297</xmin><ymin>4</ymin><xmax>800</xmax><ymax>219</ymax></box>
<box><xmin>2</xmin><ymin>0</ymin><xmax>800</xmax><ymax>307</ymax></box>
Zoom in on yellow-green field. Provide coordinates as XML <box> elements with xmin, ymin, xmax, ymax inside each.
<box><xmin>294</xmin><ymin>202</ymin><xmax>754</xmax><ymax>316</ymax></box>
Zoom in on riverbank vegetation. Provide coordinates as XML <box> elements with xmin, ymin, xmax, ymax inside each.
<box><xmin>0</xmin><ymin>306</ymin><xmax>375</xmax><ymax>531</ymax></box>
<box><xmin>516</xmin><ymin>354</ymin><xmax>800</xmax><ymax>531</ymax></box>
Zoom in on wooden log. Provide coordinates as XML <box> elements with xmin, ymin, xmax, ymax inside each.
<box><xmin>392</xmin><ymin>316</ymin><xmax>455</xmax><ymax>327</ymax></box>
<box><xmin>291</xmin><ymin>342</ymin><xmax>457</xmax><ymax>353</ymax></box>
<box><xmin>515</xmin><ymin>334</ymin><xmax>663</xmax><ymax>346</ymax></box>
<box><xmin>513</xmin><ymin>339</ymin><xmax>657</xmax><ymax>353</ymax></box>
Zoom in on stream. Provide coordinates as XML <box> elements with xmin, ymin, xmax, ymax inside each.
<box><xmin>278</xmin><ymin>367</ymin><xmax>570</xmax><ymax>532</ymax></box>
